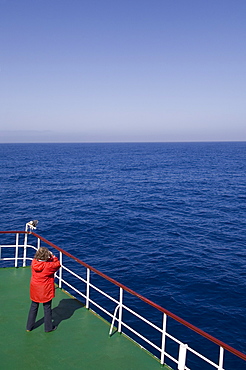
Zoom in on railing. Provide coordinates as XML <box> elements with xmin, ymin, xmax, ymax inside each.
<box><xmin>1</xmin><ymin>230</ymin><xmax>246</xmax><ymax>370</ymax></box>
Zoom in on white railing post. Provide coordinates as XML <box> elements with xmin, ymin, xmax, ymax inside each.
<box><xmin>15</xmin><ymin>233</ymin><xmax>19</xmax><ymax>267</ymax></box>
<box><xmin>178</xmin><ymin>343</ymin><xmax>188</xmax><ymax>370</ymax></box>
<box><xmin>86</xmin><ymin>268</ymin><xmax>90</xmax><ymax>309</ymax></box>
<box><xmin>218</xmin><ymin>346</ymin><xmax>224</xmax><ymax>370</ymax></box>
<box><xmin>23</xmin><ymin>232</ymin><xmax>28</xmax><ymax>267</ymax></box>
<box><xmin>161</xmin><ymin>313</ymin><xmax>167</xmax><ymax>365</ymax></box>
<box><xmin>59</xmin><ymin>251</ymin><xmax>63</xmax><ymax>288</ymax></box>
<box><xmin>37</xmin><ymin>237</ymin><xmax>40</xmax><ymax>250</ymax></box>
<box><xmin>118</xmin><ymin>287</ymin><xmax>123</xmax><ymax>333</ymax></box>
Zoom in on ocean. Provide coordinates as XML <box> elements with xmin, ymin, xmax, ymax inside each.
<box><xmin>0</xmin><ymin>142</ymin><xmax>245</xmax><ymax>369</ymax></box>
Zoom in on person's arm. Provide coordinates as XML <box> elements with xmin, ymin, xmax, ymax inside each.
<box><xmin>47</xmin><ymin>253</ymin><xmax>61</xmax><ymax>272</ymax></box>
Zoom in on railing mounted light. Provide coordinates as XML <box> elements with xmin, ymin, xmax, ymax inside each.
<box><xmin>25</xmin><ymin>220</ymin><xmax>39</xmax><ymax>232</ymax></box>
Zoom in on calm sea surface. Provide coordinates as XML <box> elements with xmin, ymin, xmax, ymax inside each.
<box><xmin>0</xmin><ymin>142</ymin><xmax>245</xmax><ymax>368</ymax></box>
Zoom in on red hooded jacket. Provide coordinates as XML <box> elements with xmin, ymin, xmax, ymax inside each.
<box><xmin>30</xmin><ymin>256</ymin><xmax>61</xmax><ymax>303</ymax></box>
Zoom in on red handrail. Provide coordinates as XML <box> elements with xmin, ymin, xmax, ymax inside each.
<box><xmin>0</xmin><ymin>231</ymin><xmax>27</xmax><ymax>234</ymax></box>
<box><xmin>1</xmin><ymin>230</ymin><xmax>246</xmax><ymax>361</ymax></box>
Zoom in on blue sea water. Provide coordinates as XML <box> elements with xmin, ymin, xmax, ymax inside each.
<box><xmin>0</xmin><ymin>142</ymin><xmax>245</xmax><ymax>369</ymax></box>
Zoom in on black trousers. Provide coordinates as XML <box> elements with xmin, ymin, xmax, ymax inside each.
<box><xmin>26</xmin><ymin>300</ymin><xmax>53</xmax><ymax>332</ymax></box>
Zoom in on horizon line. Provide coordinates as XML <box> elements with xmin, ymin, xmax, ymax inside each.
<box><xmin>0</xmin><ymin>140</ymin><xmax>245</xmax><ymax>144</ymax></box>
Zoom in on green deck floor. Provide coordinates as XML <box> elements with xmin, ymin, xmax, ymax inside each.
<box><xmin>0</xmin><ymin>267</ymin><xmax>172</xmax><ymax>370</ymax></box>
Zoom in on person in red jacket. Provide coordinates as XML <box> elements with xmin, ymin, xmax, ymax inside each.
<box><xmin>26</xmin><ymin>247</ymin><xmax>61</xmax><ymax>332</ymax></box>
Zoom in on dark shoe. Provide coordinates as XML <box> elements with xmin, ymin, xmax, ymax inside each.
<box><xmin>45</xmin><ymin>326</ymin><xmax>57</xmax><ymax>333</ymax></box>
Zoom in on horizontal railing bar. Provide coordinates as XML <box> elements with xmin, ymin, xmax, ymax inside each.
<box><xmin>61</xmin><ymin>264</ymin><xmax>119</xmax><ymax>305</ymax></box>
<box><xmin>89</xmin><ymin>282</ymin><xmax>119</xmax><ymax>304</ymax></box>
<box><xmin>188</xmin><ymin>346</ymin><xmax>220</xmax><ymax>368</ymax></box>
<box><xmin>86</xmin><ymin>297</ymin><xmax>114</xmax><ymax>319</ymax></box>
<box><xmin>62</xmin><ymin>265</ymin><xmax>87</xmax><ymax>284</ymax></box>
<box><xmin>121</xmin><ymin>321</ymin><xmax>162</xmax><ymax>352</ymax></box>
<box><xmin>1</xmin><ymin>230</ymin><xmax>246</xmax><ymax>363</ymax></box>
<box><xmin>122</xmin><ymin>303</ymin><xmax>163</xmax><ymax>333</ymax></box>
<box><xmin>0</xmin><ymin>244</ymin><xmax>24</xmax><ymax>247</ymax></box>
<box><xmin>162</xmin><ymin>352</ymin><xmax>179</xmax><ymax>366</ymax></box>
<box><xmin>0</xmin><ymin>244</ymin><xmax>36</xmax><ymax>248</ymax></box>
<box><xmin>60</xmin><ymin>279</ymin><xmax>86</xmax><ymax>299</ymax></box>
<box><xmin>165</xmin><ymin>331</ymin><xmax>184</xmax><ymax>346</ymax></box>
<box><xmin>60</xmin><ymin>278</ymin><xmax>115</xmax><ymax>320</ymax></box>
<box><xmin>0</xmin><ymin>257</ymin><xmax>33</xmax><ymax>261</ymax></box>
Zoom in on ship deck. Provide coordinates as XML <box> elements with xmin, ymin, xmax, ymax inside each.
<box><xmin>0</xmin><ymin>267</ymin><xmax>171</xmax><ymax>370</ymax></box>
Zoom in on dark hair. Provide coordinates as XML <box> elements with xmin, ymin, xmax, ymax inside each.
<box><xmin>34</xmin><ymin>247</ymin><xmax>51</xmax><ymax>261</ymax></box>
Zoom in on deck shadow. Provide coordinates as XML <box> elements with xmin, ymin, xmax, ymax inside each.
<box><xmin>34</xmin><ymin>298</ymin><xmax>84</xmax><ymax>329</ymax></box>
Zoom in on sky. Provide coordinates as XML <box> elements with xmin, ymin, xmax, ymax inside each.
<box><xmin>0</xmin><ymin>0</ymin><xmax>246</xmax><ymax>142</ymax></box>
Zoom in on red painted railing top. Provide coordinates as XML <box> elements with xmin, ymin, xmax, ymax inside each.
<box><xmin>1</xmin><ymin>230</ymin><xmax>246</xmax><ymax>362</ymax></box>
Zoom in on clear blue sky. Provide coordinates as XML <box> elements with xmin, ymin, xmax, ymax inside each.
<box><xmin>0</xmin><ymin>0</ymin><xmax>245</xmax><ymax>142</ymax></box>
